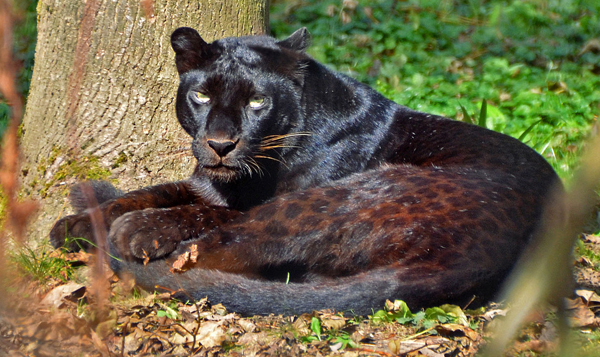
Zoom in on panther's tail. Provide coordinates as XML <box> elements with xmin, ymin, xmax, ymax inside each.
<box><xmin>110</xmin><ymin>249</ymin><xmax>501</xmax><ymax>316</ymax></box>
<box><xmin>69</xmin><ymin>180</ymin><xmax>123</xmax><ymax>212</ymax></box>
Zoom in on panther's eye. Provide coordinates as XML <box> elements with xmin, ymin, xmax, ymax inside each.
<box><xmin>192</xmin><ymin>92</ymin><xmax>210</xmax><ymax>104</ymax></box>
<box><xmin>248</xmin><ymin>96</ymin><xmax>266</xmax><ymax>110</ymax></box>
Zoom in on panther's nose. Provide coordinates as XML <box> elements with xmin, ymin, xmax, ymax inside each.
<box><xmin>207</xmin><ymin>139</ymin><xmax>237</xmax><ymax>157</ymax></box>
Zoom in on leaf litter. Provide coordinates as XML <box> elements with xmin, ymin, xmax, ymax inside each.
<box><xmin>1</xmin><ymin>235</ymin><xmax>600</xmax><ymax>356</ymax></box>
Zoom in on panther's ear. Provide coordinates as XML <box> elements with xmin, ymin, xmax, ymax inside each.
<box><xmin>277</xmin><ymin>27</ymin><xmax>311</xmax><ymax>52</ymax></box>
<box><xmin>171</xmin><ymin>27</ymin><xmax>211</xmax><ymax>74</ymax></box>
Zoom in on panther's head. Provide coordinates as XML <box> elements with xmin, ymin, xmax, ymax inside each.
<box><xmin>171</xmin><ymin>27</ymin><xmax>311</xmax><ymax>183</ymax></box>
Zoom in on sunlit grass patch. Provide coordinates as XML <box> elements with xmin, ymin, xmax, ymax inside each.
<box><xmin>10</xmin><ymin>243</ymin><xmax>75</xmax><ymax>287</ymax></box>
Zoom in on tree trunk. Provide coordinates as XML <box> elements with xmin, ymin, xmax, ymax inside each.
<box><xmin>20</xmin><ymin>0</ymin><xmax>269</xmax><ymax>244</ymax></box>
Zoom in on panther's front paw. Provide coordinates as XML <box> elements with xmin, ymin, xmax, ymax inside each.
<box><xmin>108</xmin><ymin>208</ymin><xmax>186</xmax><ymax>262</ymax></box>
<box><xmin>50</xmin><ymin>212</ymin><xmax>97</xmax><ymax>251</ymax></box>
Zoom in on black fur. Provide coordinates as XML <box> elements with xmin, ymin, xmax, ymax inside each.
<box><xmin>69</xmin><ymin>180</ymin><xmax>123</xmax><ymax>212</ymax></box>
<box><xmin>50</xmin><ymin>28</ymin><xmax>559</xmax><ymax>316</ymax></box>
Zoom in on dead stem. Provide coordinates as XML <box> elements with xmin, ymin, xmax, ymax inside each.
<box><xmin>79</xmin><ymin>183</ymin><xmax>111</xmax><ymax>314</ymax></box>
<box><xmin>0</xmin><ymin>0</ymin><xmax>38</xmax><ymax>306</ymax></box>
<box><xmin>482</xmin><ymin>133</ymin><xmax>600</xmax><ymax>356</ymax></box>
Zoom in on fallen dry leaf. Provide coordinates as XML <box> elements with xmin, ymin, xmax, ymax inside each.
<box><xmin>238</xmin><ymin>318</ymin><xmax>258</xmax><ymax>333</ymax></box>
<box><xmin>575</xmin><ymin>289</ymin><xmax>600</xmax><ymax>304</ymax></box>
<box><xmin>578</xmin><ymin>256</ymin><xmax>595</xmax><ymax>267</ymax></box>
<box><xmin>388</xmin><ymin>339</ymin><xmax>425</xmax><ymax>354</ymax></box>
<box><xmin>122</xmin><ymin>327</ymin><xmax>145</xmax><ymax>353</ymax></box>
<box><xmin>90</xmin><ymin>329</ymin><xmax>111</xmax><ymax>356</ymax></box>
<box><xmin>321</xmin><ymin>314</ymin><xmax>347</xmax><ymax>330</ymax></box>
<box><xmin>418</xmin><ymin>346</ymin><xmax>446</xmax><ymax>357</ymax></box>
<box><xmin>236</xmin><ymin>331</ymin><xmax>272</xmax><ymax>346</ymax></box>
<box><xmin>578</xmin><ymin>38</ymin><xmax>600</xmax><ymax>56</ymax></box>
<box><xmin>582</xmin><ymin>234</ymin><xmax>600</xmax><ymax>245</ymax></box>
<box><xmin>566</xmin><ymin>297</ymin><xmax>597</xmax><ymax>327</ymax></box>
<box><xmin>41</xmin><ymin>282</ymin><xmax>86</xmax><ymax>308</ymax></box>
<box><xmin>435</xmin><ymin>324</ymin><xmax>479</xmax><ymax>341</ymax></box>
<box><xmin>171</xmin><ymin>244</ymin><xmax>199</xmax><ymax>272</ymax></box>
<box><xmin>195</xmin><ymin>320</ymin><xmax>227</xmax><ymax>348</ymax></box>
<box><xmin>48</xmin><ymin>250</ymin><xmax>92</xmax><ymax>265</ymax></box>
<box><xmin>512</xmin><ymin>340</ymin><xmax>556</xmax><ymax>355</ymax></box>
<box><xmin>481</xmin><ymin>307</ymin><xmax>508</xmax><ymax>321</ymax></box>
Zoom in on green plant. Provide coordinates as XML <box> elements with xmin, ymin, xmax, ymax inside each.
<box><xmin>459</xmin><ymin>98</ymin><xmax>488</xmax><ymax>128</ymax></box>
<box><xmin>300</xmin><ymin>316</ymin><xmax>323</xmax><ymax>342</ymax></box>
<box><xmin>310</xmin><ymin>316</ymin><xmax>322</xmax><ymax>340</ymax></box>
<box><xmin>61</xmin><ymin>233</ymin><xmax>122</xmax><ymax>262</ymax></box>
<box><xmin>0</xmin><ymin>103</ymin><xmax>10</xmax><ymax>137</ymax></box>
<box><xmin>574</xmin><ymin>327</ymin><xmax>600</xmax><ymax>356</ymax></box>
<box><xmin>157</xmin><ymin>300</ymin><xmax>180</xmax><ymax>320</ymax></box>
<box><xmin>331</xmin><ymin>331</ymin><xmax>359</xmax><ymax>349</ymax></box>
<box><xmin>299</xmin><ymin>316</ymin><xmax>359</xmax><ymax>349</ymax></box>
<box><xmin>76</xmin><ymin>298</ymin><xmax>89</xmax><ymax>319</ymax></box>
<box><xmin>271</xmin><ymin>0</ymin><xmax>600</xmax><ymax>179</ymax></box>
<box><xmin>575</xmin><ymin>239</ymin><xmax>600</xmax><ymax>271</ymax></box>
<box><xmin>371</xmin><ymin>300</ymin><xmax>470</xmax><ymax>331</ymax></box>
<box><xmin>11</xmin><ymin>245</ymin><xmax>75</xmax><ymax>285</ymax></box>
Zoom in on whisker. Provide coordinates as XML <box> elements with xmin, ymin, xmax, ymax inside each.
<box><xmin>247</xmin><ymin>157</ymin><xmax>264</xmax><ymax>177</ymax></box>
<box><xmin>252</xmin><ymin>132</ymin><xmax>310</xmax><ymax>171</ymax></box>
<box><xmin>264</xmin><ymin>147</ymin><xmax>288</xmax><ymax>162</ymax></box>
<box><xmin>254</xmin><ymin>152</ymin><xmax>287</xmax><ymax>163</ymax></box>
<box><xmin>260</xmin><ymin>132</ymin><xmax>311</xmax><ymax>145</ymax></box>
<box><xmin>259</xmin><ymin>144</ymin><xmax>300</xmax><ymax>151</ymax></box>
<box><xmin>255</xmin><ymin>154</ymin><xmax>290</xmax><ymax>170</ymax></box>
<box><xmin>242</xmin><ymin>162</ymin><xmax>253</xmax><ymax>178</ymax></box>
<box><xmin>261</xmin><ymin>131</ymin><xmax>312</xmax><ymax>140</ymax></box>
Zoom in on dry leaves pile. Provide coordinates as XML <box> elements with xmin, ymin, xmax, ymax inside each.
<box><xmin>1</xmin><ymin>235</ymin><xmax>600</xmax><ymax>356</ymax></box>
<box><xmin>0</xmin><ymin>268</ymin><xmax>485</xmax><ymax>357</ymax></box>
<box><xmin>0</xmin><ymin>245</ymin><xmax>489</xmax><ymax>356</ymax></box>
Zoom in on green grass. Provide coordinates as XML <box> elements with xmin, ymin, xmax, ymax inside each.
<box><xmin>575</xmin><ymin>238</ymin><xmax>600</xmax><ymax>271</ymax></box>
<box><xmin>576</xmin><ymin>328</ymin><xmax>600</xmax><ymax>356</ymax></box>
<box><xmin>10</xmin><ymin>244</ymin><xmax>75</xmax><ymax>285</ymax></box>
<box><xmin>271</xmin><ymin>0</ymin><xmax>600</xmax><ymax>179</ymax></box>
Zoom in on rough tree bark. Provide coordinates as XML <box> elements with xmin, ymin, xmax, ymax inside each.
<box><xmin>20</xmin><ymin>0</ymin><xmax>269</xmax><ymax>243</ymax></box>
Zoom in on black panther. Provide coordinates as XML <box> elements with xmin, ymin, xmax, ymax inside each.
<box><xmin>50</xmin><ymin>27</ymin><xmax>559</xmax><ymax>315</ymax></box>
